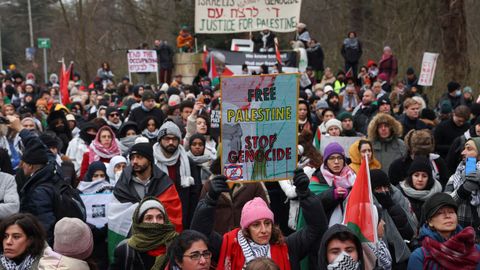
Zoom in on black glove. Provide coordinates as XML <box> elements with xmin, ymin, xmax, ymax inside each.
<box><xmin>293</xmin><ymin>168</ymin><xmax>310</xmax><ymax>198</ymax></box>
<box><xmin>207</xmin><ymin>175</ymin><xmax>230</xmax><ymax>201</ymax></box>
<box><xmin>374</xmin><ymin>191</ymin><xmax>394</xmax><ymax>209</ymax></box>
<box><xmin>464</xmin><ymin>171</ymin><xmax>480</xmax><ymax>192</ymax></box>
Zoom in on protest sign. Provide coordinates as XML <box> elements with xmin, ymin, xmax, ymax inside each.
<box><xmin>221</xmin><ymin>74</ymin><xmax>298</xmax><ymax>182</ymax></box>
<box><xmin>319</xmin><ymin>136</ymin><xmax>363</xmax><ymax>158</ymax></box>
<box><xmin>127</xmin><ymin>50</ymin><xmax>158</xmax><ymax>73</ymax></box>
<box><xmin>195</xmin><ymin>0</ymin><xmax>302</xmax><ymax>34</ymax></box>
<box><xmin>418</xmin><ymin>52</ymin><xmax>439</xmax><ymax>86</ymax></box>
<box><xmin>80</xmin><ymin>192</ymin><xmax>114</xmax><ymax>228</ymax></box>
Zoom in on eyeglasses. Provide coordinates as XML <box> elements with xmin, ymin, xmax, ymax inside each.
<box><xmin>183</xmin><ymin>250</ymin><xmax>212</xmax><ymax>261</ymax></box>
<box><xmin>109</xmin><ymin>113</ymin><xmax>119</xmax><ymax>117</ymax></box>
<box><xmin>327</xmin><ymin>155</ymin><xmax>344</xmax><ymax>162</ymax></box>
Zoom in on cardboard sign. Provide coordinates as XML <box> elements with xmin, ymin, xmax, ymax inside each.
<box><xmin>221</xmin><ymin>74</ymin><xmax>298</xmax><ymax>182</ymax></box>
<box><xmin>127</xmin><ymin>50</ymin><xmax>158</xmax><ymax>73</ymax></box>
<box><xmin>320</xmin><ymin>136</ymin><xmax>363</xmax><ymax>158</ymax></box>
<box><xmin>195</xmin><ymin>0</ymin><xmax>302</xmax><ymax>33</ymax></box>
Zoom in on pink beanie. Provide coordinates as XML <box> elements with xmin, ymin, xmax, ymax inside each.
<box><xmin>240</xmin><ymin>197</ymin><xmax>274</xmax><ymax>229</ymax></box>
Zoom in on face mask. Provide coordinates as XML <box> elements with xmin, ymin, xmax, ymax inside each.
<box><xmin>114</xmin><ymin>171</ymin><xmax>122</xmax><ymax>181</ymax></box>
<box><xmin>455</xmin><ymin>90</ymin><xmax>462</xmax><ymax>97</ymax></box>
<box><xmin>327</xmin><ymin>251</ymin><xmax>360</xmax><ymax>270</ymax></box>
<box><xmin>93</xmin><ymin>177</ymin><xmax>105</xmax><ymax>182</ymax></box>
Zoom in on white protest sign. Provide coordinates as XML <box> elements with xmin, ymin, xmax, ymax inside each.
<box><xmin>418</xmin><ymin>52</ymin><xmax>439</xmax><ymax>86</ymax></box>
<box><xmin>127</xmin><ymin>50</ymin><xmax>158</xmax><ymax>73</ymax></box>
<box><xmin>80</xmin><ymin>193</ymin><xmax>114</xmax><ymax>228</ymax></box>
<box><xmin>320</xmin><ymin>136</ymin><xmax>363</xmax><ymax>158</ymax></box>
<box><xmin>195</xmin><ymin>0</ymin><xmax>302</xmax><ymax>34</ymax></box>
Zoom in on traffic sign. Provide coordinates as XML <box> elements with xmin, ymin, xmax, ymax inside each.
<box><xmin>37</xmin><ymin>38</ymin><xmax>51</xmax><ymax>49</ymax></box>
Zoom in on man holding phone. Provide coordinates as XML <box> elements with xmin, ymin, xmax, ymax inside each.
<box><xmin>445</xmin><ymin>137</ymin><xmax>480</xmax><ymax>238</ymax></box>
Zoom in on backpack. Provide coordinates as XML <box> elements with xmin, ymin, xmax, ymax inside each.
<box><xmin>51</xmin><ymin>179</ymin><xmax>87</xmax><ymax>222</ymax></box>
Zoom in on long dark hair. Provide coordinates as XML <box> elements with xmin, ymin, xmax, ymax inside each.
<box><xmin>167</xmin><ymin>230</ymin><xmax>209</xmax><ymax>269</ymax></box>
<box><xmin>0</xmin><ymin>213</ymin><xmax>46</xmax><ymax>258</ymax></box>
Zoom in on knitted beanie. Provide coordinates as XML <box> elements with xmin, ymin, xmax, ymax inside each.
<box><xmin>130</xmin><ymin>142</ymin><xmax>154</xmax><ymax>162</ymax></box>
<box><xmin>370</xmin><ymin>169</ymin><xmax>390</xmax><ymax>190</ymax></box>
<box><xmin>325</xmin><ymin>119</ymin><xmax>343</xmax><ymax>132</ymax></box>
<box><xmin>21</xmin><ymin>137</ymin><xmax>48</xmax><ymax>165</ymax></box>
<box><xmin>158</xmin><ymin>120</ymin><xmax>182</xmax><ymax>140</ymax></box>
<box><xmin>240</xmin><ymin>197</ymin><xmax>274</xmax><ymax>229</ymax></box>
<box><xmin>137</xmin><ymin>198</ymin><xmax>166</xmax><ymax>220</ymax></box>
<box><xmin>323</xmin><ymin>142</ymin><xmax>345</xmax><ymax>163</ymax></box>
<box><xmin>54</xmin><ymin>218</ymin><xmax>94</xmax><ymax>260</ymax></box>
<box><xmin>142</xmin><ymin>90</ymin><xmax>156</xmax><ymax>101</ymax></box>
<box><xmin>337</xmin><ymin>111</ymin><xmax>353</xmax><ymax>122</ymax></box>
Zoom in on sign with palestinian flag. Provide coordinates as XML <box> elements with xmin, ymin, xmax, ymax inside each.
<box><xmin>343</xmin><ymin>156</ymin><xmax>378</xmax><ymax>243</ymax></box>
<box><xmin>220</xmin><ymin>73</ymin><xmax>299</xmax><ymax>182</ymax></box>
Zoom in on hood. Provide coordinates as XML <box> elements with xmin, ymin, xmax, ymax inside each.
<box><xmin>367</xmin><ymin>113</ymin><xmax>403</xmax><ymax>141</ymax></box>
<box><xmin>79</xmin><ymin>122</ymin><xmax>98</xmax><ymax>145</ymax></box>
<box><xmin>318</xmin><ymin>224</ymin><xmax>364</xmax><ymax>270</ymax></box>
<box><xmin>418</xmin><ymin>223</ymin><xmax>463</xmax><ymax>243</ymax></box>
<box><xmin>118</xmin><ymin>121</ymin><xmax>139</xmax><ymax>138</ymax></box>
<box><xmin>113</xmin><ymin>164</ymin><xmax>173</xmax><ymax>203</ymax></box>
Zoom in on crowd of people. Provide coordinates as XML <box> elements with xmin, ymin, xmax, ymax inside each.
<box><xmin>0</xmin><ymin>23</ymin><xmax>478</xmax><ymax>270</ymax></box>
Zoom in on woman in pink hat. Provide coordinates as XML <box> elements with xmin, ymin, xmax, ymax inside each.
<box><xmin>190</xmin><ymin>171</ymin><xmax>327</xmax><ymax>270</ymax></box>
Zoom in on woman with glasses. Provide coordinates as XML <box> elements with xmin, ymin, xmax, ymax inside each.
<box><xmin>110</xmin><ymin>197</ymin><xmax>178</xmax><ymax>270</ymax></box>
<box><xmin>408</xmin><ymin>193</ymin><xmax>480</xmax><ymax>269</ymax></box>
<box><xmin>167</xmin><ymin>230</ymin><xmax>211</xmax><ymax>270</ymax></box>
<box><xmin>311</xmin><ymin>142</ymin><xmax>356</xmax><ymax>227</ymax></box>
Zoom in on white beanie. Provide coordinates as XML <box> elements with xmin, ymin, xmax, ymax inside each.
<box><xmin>325</xmin><ymin>119</ymin><xmax>343</xmax><ymax>132</ymax></box>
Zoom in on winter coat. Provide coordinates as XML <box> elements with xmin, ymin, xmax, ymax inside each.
<box><xmin>113</xmin><ymin>165</ymin><xmax>184</xmax><ymax>231</ymax></box>
<box><xmin>445</xmin><ymin>160</ymin><xmax>480</xmax><ymax>237</ymax></box>
<box><xmin>341</xmin><ymin>38</ymin><xmax>362</xmax><ymax>63</ymax></box>
<box><xmin>306</xmin><ymin>43</ymin><xmax>325</xmax><ymax>71</ymax></box>
<box><xmin>38</xmin><ymin>246</ymin><xmax>90</xmax><ymax>270</ymax></box>
<box><xmin>0</xmin><ymin>172</ymin><xmax>19</xmax><ymax>220</ymax></box>
<box><xmin>128</xmin><ymin>106</ymin><xmax>165</xmax><ymax>128</ymax></box>
<box><xmin>154</xmin><ymin>43</ymin><xmax>174</xmax><ymax>69</ymax></box>
<box><xmin>317</xmin><ymin>224</ymin><xmax>365</xmax><ymax>270</ymax></box>
<box><xmin>437</xmin><ymin>92</ymin><xmax>466</xmax><ymax>110</ymax></box>
<box><xmin>200</xmin><ymin>181</ymin><xmax>269</xmax><ymax>235</ymax></box>
<box><xmin>190</xmin><ymin>191</ymin><xmax>327</xmax><ymax>270</ymax></box>
<box><xmin>434</xmin><ymin>118</ymin><xmax>470</xmax><ymax>159</ymax></box>
<box><xmin>378</xmin><ymin>55</ymin><xmax>398</xmax><ymax>82</ymax></box>
<box><xmin>398</xmin><ymin>179</ymin><xmax>443</xmax><ymax>222</ymax></box>
<box><xmin>367</xmin><ymin>113</ymin><xmax>407</xmax><ymax>173</ymax></box>
<box><xmin>353</xmin><ymin>103</ymin><xmax>377</xmax><ymax>135</ymax></box>
<box><xmin>397</xmin><ymin>114</ymin><xmax>430</xmax><ymax>138</ymax></box>
<box><xmin>110</xmin><ymin>239</ymin><xmax>156</xmax><ymax>270</ymax></box>
<box><xmin>408</xmin><ymin>225</ymin><xmax>480</xmax><ymax>270</ymax></box>
<box><xmin>388</xmin><ymin>154</ymin><xmax>449</xmax><ymax>188</ymax></box>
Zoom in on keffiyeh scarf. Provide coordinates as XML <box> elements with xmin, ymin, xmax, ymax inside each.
<box><xmin>237</xmin><ymin>229</ymin><xmax>270</xmax><ymax>265</ymax></box>
<box><xmin>0</xmin><ymin>254</ymin><xmax>35</xmax><ymax>270</ymax></box>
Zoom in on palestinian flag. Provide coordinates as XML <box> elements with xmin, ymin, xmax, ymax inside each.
<box><xmin>59</xmin><ymin>61</ymin><xmax>73</xmax><ymax>105</ymax></box>
<box><xmin>343</xmin><ymin>155</ymin><xmax>378</xmax><ymax>243</ymax></box>
<box><xmin>314</xmin><ymin>128</ymin><xmax>321</xmax><ymax>150</ymax></box>
<box><xmin>107</xmin><ymin>198</ymin><xmax>138</xmax><ymax>262</ymax></box>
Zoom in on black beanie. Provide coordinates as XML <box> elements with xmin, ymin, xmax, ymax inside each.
<box><xmin>447</xmin><ymin>81</ymin><xmax>460</xmax><ymax>92</ymax></box>
<box><xmin>407</xmin><ymin>156</ymin><xmax>434</xmax><ymax>189</ymax></box>
<box><xmin>129</xmin><ymin>143</ymin><xmax>153</xmax><ymax>162</ymax></box>
<box><xmin>421</xmin><ymin>193</ymin><xmax>457</xmax><ymax>224</ymax></box>
<box><xmin>22</xmin><ymin>138</ymin><xmax>49</xmax><ymax>165</ymax></box>
<box><xmin>370</xmin><ymin>169</ymin><xmax>390</xmax><ymax>190</ymax></box>
<box><xmin>188</xmin><ymin>133</ymin><xmax>206</xmax><ymax>147</ymax></box>
<box><xmin>39</xmin><ymin>133</ymin><xmax>59</xmax><ymax>149</ymax></box>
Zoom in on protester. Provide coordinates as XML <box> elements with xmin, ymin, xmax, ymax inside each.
<box><xmin>408</xmin><ymin>193</ymin><xmax>480</xmax><ymax>269</ymax></box>
<box><xmin>111</xmin><ymin>197</ymin><xmax>178</xmax><ymax>270</ymax></box>
<box><xmin>353</xmin><ymin>89</ymin><xmax>376</xmax><ymax>135</ymax></box>
<box><xmin>446</xmin><ymin>117</ymin><xmax>480</xmax><ymax>174</ymax></box>
<box><xmin>349</xmin><ymin>139</ymin><xmax>381</xmax><ymax>174</ymax></box>
<box><xmin>434</xmin><ymin>105</ymin><xmax>471</xmax><ymax>159</ymax></box>
<box><xmin>397</xmin><ymin>98</ymin><xmax>429</xmax><ymax>137</ymax></box>
<box><xmin>0</xmin><ymin>170</ymin><xmax>19</xmax><ymax>220</ymax></box>
<box><xmin>128</xmin><ymin>90</ymin><xmax>165</xmax><ymax>125</ymax></box>
<box><xmin>66</xmin><ymin>121</ymin><xmax>98</xmax><ymax>176</ymax></box>
<box><xmin>191</xmin><ymin>170</ymin><xmax>327</xmax><ymax>270</ymax></box>
<box><xmin>378</xmin><ymin>46</ymin><xmax>398</xmax><ymax>84</ymax></box>
<box><xmin>341</xmin><ymin>31</ymin><xmax>362</xmax><ymax>78</ymax></box>
<box><xmin>166</xmin><ymin>230</ymin><xmax>212</xmax><ymax>270</ymax></box>
<box><xmin>187</xmin><ymin>134</ymin><xmax>213</xmax><ymax>183</ymax></box>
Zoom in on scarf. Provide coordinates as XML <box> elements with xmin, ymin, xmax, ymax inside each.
<box><xmin>187</xmin><ymin>151</ymin><xmax>211</xmax><ymax>165</ymax></box>
<box><xmin>320</xmin><ymin>164</ymin><xmax>356</xmax><ymax>226</ymax></box>
<box><xmin>237</xmin><ymin>230</ymin><xmax>270</xmax><ymax>265</ymax></box>
<box><xmin>343</xmin><ymin>37</ymin><xmax>359</xmax><ymax>50</ymax></box>
<box><xmin>399</xmin><ymin>179</ymin><xmax>442</xmax><ymax>201</ymax></box>
<box><xmin>142</xmin><ymin>128</ymin><xmax>160</xmax><ymax>139</ymax></box>
<box><xmin>0</xmin><ymin>254</ymin><xmax>35</xmax><ymax>270</ymax></box>
<box><xmin>327</xmin><ymin>251</ymin><xmax>360</xmax><ymax>270</ymax></box>
<box><xmin>153</xmin><ymin>143</ymin><xmax>194</xmax><ymax>187</ymax></box>
<box><xmin>89</xmin><ymin>126</ymin><xmax>121</xmax><ymax>162</ymax></box>
<box><xmin>128</xmin><ymin>202</ymin><xmax>178</xmax><ymax>270</ymax></box>
<box><xmin>119</xmin><ymin>135</ymin><xmax>140</xmax><ymax>150</ymax></box>
<box><xmin>107</xmin><ymin>120</ymin><xmax>122</xmax><ymax>130</ymax></box>
<box><xmin>452</xmin><ymin>161</ymin><xmax>480</xmax><ymax>206</ymax></box>
<box><xmin>422</xmin><ymin>226</ymin><xmax>480</xmax><ymax>270</ymax></box>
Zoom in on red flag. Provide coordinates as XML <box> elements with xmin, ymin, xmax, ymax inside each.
<box><xmin>208</xmin><ymin>55</ymin><xmax>218</xmax><ymax>79</ymax></box>
<box><xmin>343</xmin><ymin>155</ymin><xmax>378</xmax><ymax>243</ymax></box>
<box><xmin>345</xmin><ymin>67</ymin><xmax>353</xmax><ymax>78</ymax></box>
<box><xmin>202</xmin><ymin>46</ymin><xmax>208</xmax><ymax>71</ymax></box>
<box><xmin>60</xmin><ymin>61</ymin><xmax>72</xmax><ymax>105</ymax></box>
<box><xmin>274</xmin><ymin>37</ymin><xmax>283</xmax><ymax>65</ymax></box>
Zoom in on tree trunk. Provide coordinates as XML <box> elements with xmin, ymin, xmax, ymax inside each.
<box><xmin>440</xmin><ymin>0</ymin><xmax>469</xmax><ymax>81</ymax></box>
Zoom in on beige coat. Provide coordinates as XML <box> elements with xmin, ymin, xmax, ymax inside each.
<box><xmin>38</xmin><ymin>247</ymin><xmax>89</xmax><ymax>270</ymax></box>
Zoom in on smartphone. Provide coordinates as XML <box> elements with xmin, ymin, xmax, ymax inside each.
<box><xmin>466</xmin><ymin>157</ymin><xmax>476</xmax><ymax>175</ymax></box>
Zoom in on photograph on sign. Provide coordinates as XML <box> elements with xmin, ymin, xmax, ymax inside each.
<box><xmin>195</xmin><ymin>0</ymin><xmax>302</xmax><ymax>34</ymax></box>
<box><xmin>221</xmin><ymin>74</ymin><xmax>298</xmax><ymax>182</ymax></box>
<box><xmin>127</xmin><ymin>50</ymin><xmax>158</xmax><ymax>73</ymax></box>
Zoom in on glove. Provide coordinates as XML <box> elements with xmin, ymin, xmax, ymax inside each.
<box><xmin>207</xmin><ymin>175</ymin><xmax>230</xmax><ymax>201</ymax></box>
<box><xmin>374</xmin><ymin>192</ymin><xmax>394</xmax><ymax>209</ymax></box>
<box><xmin>333</xmin><ymin>187</ymin><xmax>348</xmax><ymax>200</ymax></box>
<box><xmin>463</xmin><ymin>178</ymin><xmax>480</xmax><ymax>193</ymax></box>
<box><xmin>293</xmin><ymin>169</ymin><xmax>310</xmax><ymax>198</ymax></box>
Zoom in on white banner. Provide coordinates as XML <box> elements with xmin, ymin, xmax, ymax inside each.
<box><xmin>320</xmin><ymin>136</ymin><xmax>363</xmax><ymax>158</ymax></box>
<box><xmin>127</xmin><ymin>50</ymin><xmax>158</xmax><ymax>73</ymax></box>
<box><xmin>418</xmin><ymin>52</ymin><xmax>439</xmax><ymax>86</ymax></box>
<box><xmin>195</xmin><ymin>0</ymin><xmax>302</xmax><ymax>34</ymax></box>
